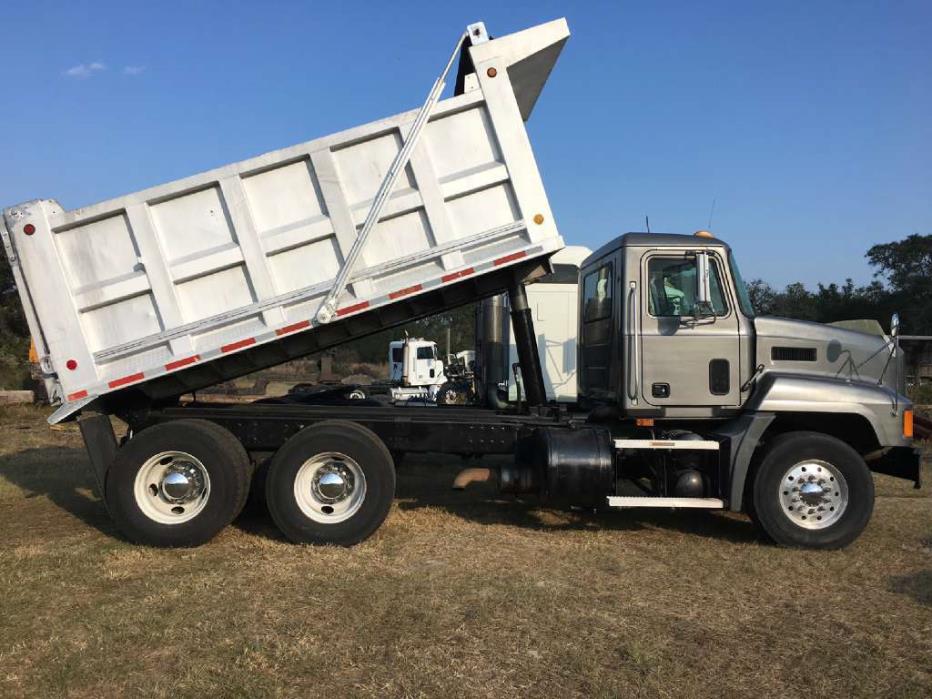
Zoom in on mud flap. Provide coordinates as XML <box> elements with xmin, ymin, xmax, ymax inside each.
<box><xmin>77</xmin><ymin>413</ymin><xmax>118</xmax><ymax>505</ymax></box>
<box><xmin>867</xmin><ymin>447</ymin><xmax>923</xmax><ymax>489</ymax></box>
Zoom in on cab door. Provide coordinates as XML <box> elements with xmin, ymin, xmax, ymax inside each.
<box><xmin>638</xmin><ymin>250</ymin><xmax>741</xmax><ymax>407</ymax></box>
<box><xmin>578</xmin><ymin>254</ymin><xmax>620</xmax><ymax>404</ymax></box>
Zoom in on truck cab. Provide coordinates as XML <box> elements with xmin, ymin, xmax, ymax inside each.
<box><xmin>572</xmin><ymin>232</ymin><xmax>919</xmax><ymax>546</ymax></box>
<box><xmin>578</xmin><ymin>232</ymin><xmax>911</xmax><ymax>427</ymax></box>
<box><xmin>579</xmin><ymin>232</ymin><xmax>753</xmax><ymax>415</ymax></box>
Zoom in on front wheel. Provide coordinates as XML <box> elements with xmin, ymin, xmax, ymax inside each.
<box><xmin>750</xmin><ymin>431</ymin><xmax>874</xmax><ymax>549</ymax></box>
<box><xmin>265</xmin><ymin>421</ymin><xmax>395</xmax><ymax>545</ymax></box>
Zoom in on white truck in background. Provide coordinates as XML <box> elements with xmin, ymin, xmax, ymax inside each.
<box><xmin>388</xmin><ymin>337</ymin><xmax>446</xmax><ymax>402</ymax></box>
<box><xmin>389</xmin><ymin>246</ymin><xmax>587</xmax><ymax>406</ymax></box>
<box><xmin>388</xmin><ymin>338</ymin><xmax>476</xmax><ymax>404</ymax></box>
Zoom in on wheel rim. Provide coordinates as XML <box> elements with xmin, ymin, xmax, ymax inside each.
<box><xmin>293</xmin><ymin>452</ymin><xmax>367</xmax><ymax>524</ymax></box>
<box><xmin>778</xmin><ymin>459</ymin><xmax>849</xmax><ymax>530</ymax></box>
<box><xmin>133</xmin><ymin>451</ymin><xmax>211</xmax><ymax>525</ymax></box>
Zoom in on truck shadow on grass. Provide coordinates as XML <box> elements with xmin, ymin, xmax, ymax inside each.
<box><xmin>233</xmin><ymin>455</ymin><xmax>763</xmax><ymax>545</ymax></box>
<box><xmin>0</xmin><ymin>446</ymin><xmax>119</xmax><ymax>540</ymax></box>
<box><xmin>391</xmin><ymin>461</ymin><xmax>762</xmax><ymax>545</ymax></box>
<box><xmin>888</xmin><ymin>569</ymin><xmax>932</xmax><ymax>607</ymax></box>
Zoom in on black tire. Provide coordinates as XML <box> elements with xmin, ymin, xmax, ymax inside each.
<box><xmin>750</xmin><ymin>431</ymin><xmax>874</xmax><ymax>549</ymax></box>
<box><xmin>266</xmin><ymin>420</ymin><xmax>395</xmax><ymax>546</ymax></box>
<box><xmin>436</xmin><ymin>381</ymin><xmax>469</xmax><ymax>405</ymax></box>
<box><xmin>105</xmin><ymin>419</ymin><xmax>251</xmax><ymax>547</ymax></box>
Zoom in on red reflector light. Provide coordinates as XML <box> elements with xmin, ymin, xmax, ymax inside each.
<box><xmin>66</xmin><ymin>359</ymin><xmax>78</xmax><ymax>371</ymax></box>
<box><xmin>23</xmin><ymin>224</ymin><xmax>36</xmax><ymax>235</ymax></box>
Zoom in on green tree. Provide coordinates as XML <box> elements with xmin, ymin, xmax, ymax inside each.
<box><xmin>0</xmin><ymin>248</ymin><xmax>30</xmax><ymax>388</ymax></box>
<box><xmin>866</xmin><ymin>234</ymin><xmax>932</xmax><ymax>334</ymax></box>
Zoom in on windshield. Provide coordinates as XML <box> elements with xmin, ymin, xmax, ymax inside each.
<box><xmin>728</xmin><ymin>250</ymin><xmax>755</xmax><ymax>318</ymax></box>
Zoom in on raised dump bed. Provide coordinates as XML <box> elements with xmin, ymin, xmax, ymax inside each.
<box><xmin>2</xmin><ymin>19</ymin><xmax>568</xmax><ymax>423</ymax></box>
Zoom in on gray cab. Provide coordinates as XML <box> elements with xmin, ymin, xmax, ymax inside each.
<box><xmin>579</xmin><ymin>233</ymin><xmax>754</xmax><ymax>416</ymax></box>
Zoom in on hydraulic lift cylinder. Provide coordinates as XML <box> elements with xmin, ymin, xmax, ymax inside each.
<box><xmin>508</xmin><ymin>282</ymin><xmax>547</xmax><ymax>407</ymax></box>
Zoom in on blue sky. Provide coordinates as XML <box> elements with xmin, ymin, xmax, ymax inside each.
<box><xmin>1</xmin><ymin>0</ymin><xmax>929</xmax><ymax>288</ymax></box>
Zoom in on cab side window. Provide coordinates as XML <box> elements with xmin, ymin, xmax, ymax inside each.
<box><xmin>582</xmin><ymin>263</ymin><xmax>613</xmax><ymax>322</ymax></box>
<box><xmin>647</xmin><ymin>257</ymin><xmax>728</xmax><ymax>317</ymax></box>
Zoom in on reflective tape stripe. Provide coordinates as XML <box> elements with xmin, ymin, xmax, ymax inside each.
<box><xmin>221</xmin><ymin>338</ymin><xmax>256</xmax><ymax>353</ymax></box>
<box><xmin>67</xmin><ymin>390</ymin><xmax>88</xmax><ymax>401</ymax></box>
<box><xmin>276</xmin><ymin>320</ymin><xmax>311</xmax><ymax>336</ymax></box>
<box><xmin>165</xmin><ymin>355</ymin><xmax>200</xmax><ymax>371</ymax></box>
<box><xmin>441</xmin><ymin>267</ymin><xmax>475</xmax><ymax>283</ymax></box>
<box><xmin>337</xmin><ymin>301</ymin><xmax>370</xmax><ymax>316</ymax></box>
<box><xmin>389</xmin><ymin>284</ymin><xmax>423</xmax><ymax>300</ymax></box>
<box><xmin>109</xmin><ymin>372</ymin><xmax>144</xmax><ymax>389</ymax></box>
<box><xmin>494</xmin><ymin>250</ymin><xmax>527</xmax><ymax>266</ymax></box>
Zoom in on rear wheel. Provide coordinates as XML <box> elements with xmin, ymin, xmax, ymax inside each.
<box><xmin>750</xmin><ymin>431</ymin><xmax>874</xmax><ymax>549</ymax></box>
<box><xmin>266</xmin><ymin>421</ymin><xmax>395</xmax><ymax>545</ymax></box>
<box><xmin>106</xmin><ymin>420</ymin><xmax>251</xmax><ymax>547</ymax></box>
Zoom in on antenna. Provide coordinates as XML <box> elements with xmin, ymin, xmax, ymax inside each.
<box><xmin>645</xmin><ymin>215</ymin><xmax>651</xmax><ymax>234</ymax></box>
<box><xmin>707</xmin><ymin>198</ymin><xmax>717</xmax><ymax>230</ymax></box>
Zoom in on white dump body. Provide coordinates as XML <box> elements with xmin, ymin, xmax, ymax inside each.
<box><xmin>1</xmin><ymin>19</ymin><xmax>568</xmax><ymax>422</ymax></box>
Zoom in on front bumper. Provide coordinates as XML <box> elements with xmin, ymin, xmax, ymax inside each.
<box><xmin>867</xmin><ymin>446</ymin><xmax>923</xmax><ymax>489</ymax></box>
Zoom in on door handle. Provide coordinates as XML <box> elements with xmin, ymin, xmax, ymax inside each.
<box><xmin>627</xmin><ymin>281</ymin><xmax>638</xmax><ymax>402</ymax></box>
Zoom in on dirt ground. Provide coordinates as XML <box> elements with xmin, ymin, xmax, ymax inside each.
<box><xmin>0</xmin><ymin>405</ymin><xmax>929</xmax><ymax>698</ymax></box>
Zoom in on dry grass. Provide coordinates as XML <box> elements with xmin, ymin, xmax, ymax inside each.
<box><xmin>0</xmin><ymin>404</ymin><xmax>929</xmax><ymax>698</ymax></box>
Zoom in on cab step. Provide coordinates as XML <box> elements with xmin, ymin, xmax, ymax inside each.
<box><xmin>607</xmin><ymin>496</ymin><xmax>725</xmax><ymax>509</ymax></box>
<box><xmin>614</xmin><ymin>439</ymin><xmax>720</xmax><ymax>451</ymax></box>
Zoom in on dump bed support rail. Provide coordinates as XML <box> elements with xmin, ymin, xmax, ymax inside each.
<box><xmin>316</xmin><ymin>29</ymin><xmax>470</xmax><ymax>324</ymax></box>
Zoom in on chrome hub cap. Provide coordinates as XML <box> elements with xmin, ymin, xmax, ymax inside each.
<box><xmin>294</xmin><ymin>452</ymin><xmax>366</xmax><ymax>524</ymax></box>
<box><xmin>313</xmin><ymin>465</ymin><xmax>355</xmax><ymax>503</ymax></box>
<box><xmin>161</xmin><ymin>465</ymin><xmax>204</xmax><ymax>503</ymax></box>
<box><xmin>133</xmin><ymin>451</ymin><xmax>211</xmax><ymax>524</ymax></box>
<box><xmin>778</xmin><ymin>459</ymin><xmax>848</xmax><ymax>530</ymax></box>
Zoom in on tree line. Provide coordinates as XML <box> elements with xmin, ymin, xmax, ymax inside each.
<box><xmin>746</xmin><ymin>234</ymin><xmax>931</xmax><ymax>335</ymax></box>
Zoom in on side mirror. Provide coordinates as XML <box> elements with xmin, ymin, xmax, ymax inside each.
<box><xmin>694</xmin><ymin>252</ymin><xmax>714</xmax><ymax>318</ymax></box>
<box><xmin>890</xmin><ymin>312</ymin><xmax>900</xmax><ymax>338</ymax></box>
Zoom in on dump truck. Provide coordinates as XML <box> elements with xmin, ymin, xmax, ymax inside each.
<box><xmin>1</xmin><ymin>19</ymin><xmax>921</xmax><ymax>550</ymax></box>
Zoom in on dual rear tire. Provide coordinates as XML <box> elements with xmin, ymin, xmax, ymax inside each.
<box><xmin>106</xmin><ymin>420</ymin><xmax>252</xmax><ymax>547</ymax></box>
<box><xmin>106</xmin><ymin>419</ymin><xmax>395</xmax><ymax>547</ymax></box>
<box><xmin>265</xmin><ymin>420</ymin><xmax>396</xmax><ymax>546</ymax></box>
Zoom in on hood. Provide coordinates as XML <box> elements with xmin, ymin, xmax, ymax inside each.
<box><xmin>754</xmin><ymin>316</ymin><xmax>904</xmax><ymax>394</ymax></box>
